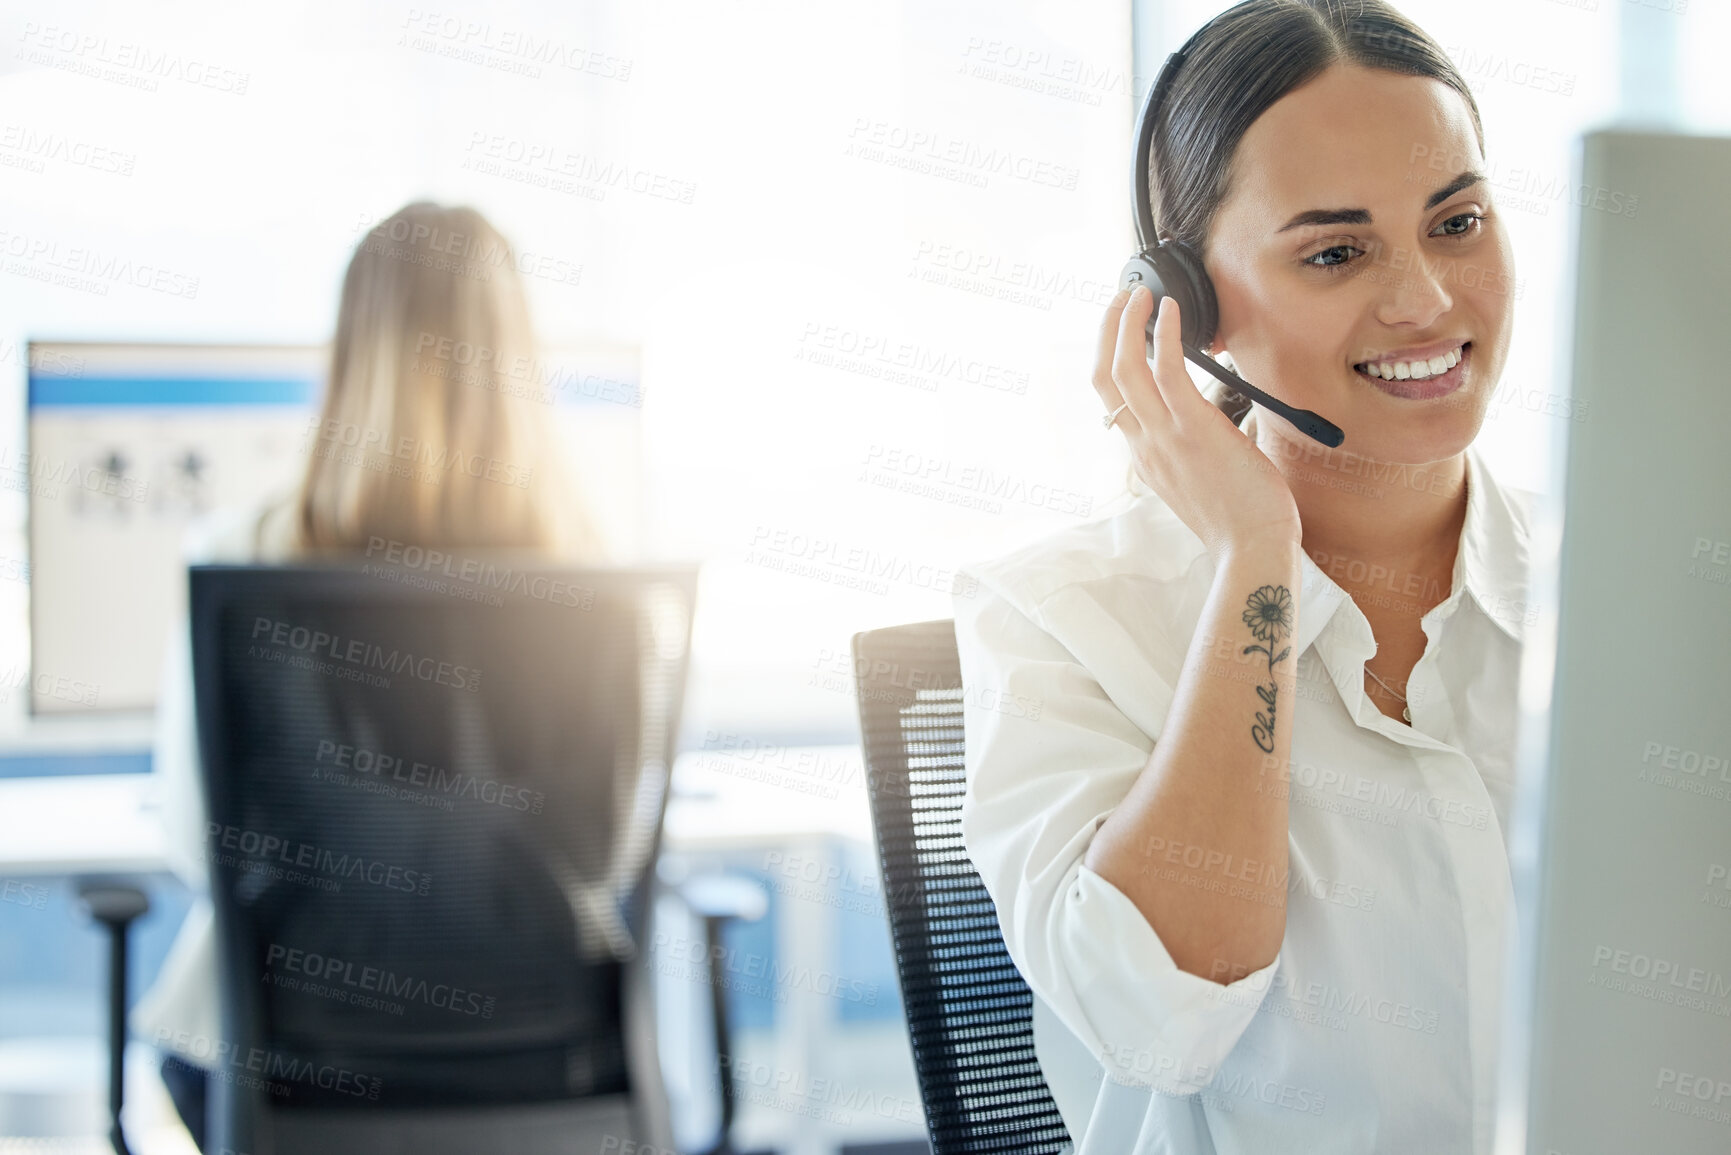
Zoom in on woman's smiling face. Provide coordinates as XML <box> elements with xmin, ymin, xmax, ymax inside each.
<box><xmin>1202</xmin><ymin>63</ymin><xmax>1513</xmax><ymax>465</ymax></box>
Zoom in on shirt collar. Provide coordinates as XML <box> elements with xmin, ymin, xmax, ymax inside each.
<box><xmin>1454</xmin><ymin>441</ymin><xmax>1533</xmax><ymax>643</ymax></box>
<box><xmin>1241</xmin><ymin>414</ymin><xmax>1531</xmax><ymax>656</ymax></box>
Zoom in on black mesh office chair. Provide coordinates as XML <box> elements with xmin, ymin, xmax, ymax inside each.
<box><xmin>850</xmin><ymin>619</ymin><xmax>1071</xmax><ymax>1155</ymax></box>
<box><xmin>189</xmin><ymin>561</ymin><xmax>721</xmax><ymax>1155</ymax></box>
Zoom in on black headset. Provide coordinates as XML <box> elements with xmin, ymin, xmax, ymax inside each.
<box><xmin>1119</xmin><ymin>46</ymin><xmax>1345</xmax><ymax>447</ymax></box>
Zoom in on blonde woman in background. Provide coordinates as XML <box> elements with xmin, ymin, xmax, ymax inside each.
<box><xmin>135</xmin><ymin>202</ymin><xmax>606</xmax><ymax>1150</ymax></box>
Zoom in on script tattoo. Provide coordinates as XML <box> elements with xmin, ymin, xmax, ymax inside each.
<box><xmin>1240</xmin><ymin>585</ymin><xmax>1294</xmax><ymax>753</ymax></box>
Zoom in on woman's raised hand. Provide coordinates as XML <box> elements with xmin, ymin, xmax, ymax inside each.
<box><xmin>1093</xmin><ymin>285</ymin><xmax>1302</xmax><ymax>561</ymax></box>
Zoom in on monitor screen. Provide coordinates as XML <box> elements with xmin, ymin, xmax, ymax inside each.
<box><xmin>25</xmin><ymin>341</ymin><xmax>642</xmax><ymax>715</ymax></box>
<box><xmin>1497</xmin><ymin>129</ymin><xmax>1731</xmax><ymax>1154</ymax></box>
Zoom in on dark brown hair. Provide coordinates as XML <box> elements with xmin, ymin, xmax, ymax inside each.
<box><xmin>1150</xmin><ymin>0</ymin><xmax>1485</xmax><ymax>425</ymax></box>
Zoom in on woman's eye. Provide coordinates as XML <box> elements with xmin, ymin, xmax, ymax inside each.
<box><xmin>1305</xmin><ymin>244</ymin><xmax>1361</xmax><ymax>271</ymax></box>
<box><xmin>1435</xmin><ymin>212</ymin><xmax>1487</xmax><ymax>238</ymax></box>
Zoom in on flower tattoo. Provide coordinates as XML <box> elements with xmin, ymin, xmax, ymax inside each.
<box><xmin>1241</xmin><ymin>584</ymin><xmax>1293</xmax><ymax>753</ymax></box>
<box><xmin>1242</xmin><ymin>585</ymin><xmax>1293</xmax><ymax>645</ymax></box>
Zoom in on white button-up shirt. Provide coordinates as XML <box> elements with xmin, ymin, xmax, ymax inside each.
<box><xmin>951</xmin><ymin>434</ymin><xmax>1537</xmax><ymax>1154</ymax></box>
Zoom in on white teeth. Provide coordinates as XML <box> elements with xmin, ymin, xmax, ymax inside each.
<box><xmin>1356</xmin><ymin>343</ymin><xmax>1465</xmax><ymax>381</ymax></box>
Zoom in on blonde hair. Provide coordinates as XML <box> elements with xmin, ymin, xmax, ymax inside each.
<box><xmin>292</xmin><ymin>202</ymin><xmax>603</xmax><ymax>558</ymax></box>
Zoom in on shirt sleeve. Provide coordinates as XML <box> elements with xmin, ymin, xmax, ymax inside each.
<box><xmin>951</xmin><ymin>568</ymin><xmax>1281</xmax><ymax>1096</ymax></box>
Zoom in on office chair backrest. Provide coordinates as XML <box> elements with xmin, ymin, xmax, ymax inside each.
<box><xmin>851</xmin><ymin>619</ymin><xmax>1071</xmax><ymax>1155</ymax></box>
<box><xmin>190</xmin><ymin>562</ymin><xmax>695</xmax><ymax>1143</ymax></box>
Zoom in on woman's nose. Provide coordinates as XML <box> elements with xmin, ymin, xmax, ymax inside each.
<box><xmin>1367</xmin><ymin>243</ymin><xmax>1458</xmax><ymax>327</ymax></box>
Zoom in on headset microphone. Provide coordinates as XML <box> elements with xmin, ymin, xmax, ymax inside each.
<box><xmin>1120</xmin><ymin>49</ymin><xmax>1345</xmax><ymax>448</ymax></box>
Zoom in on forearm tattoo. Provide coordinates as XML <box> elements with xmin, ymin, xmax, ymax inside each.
<box><xmin>1241</xmin><ymin>585</ymin><xmax>1294</xmax><ymax>754</ymax></box>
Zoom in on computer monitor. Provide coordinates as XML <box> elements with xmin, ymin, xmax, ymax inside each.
<box><xmin>25</xmin><ymin>341</ymin><xmax>643</xmax><ymax>716</ymax></box>
<box><xmin>1496</xmin><ymin>130</ymin><xmax>1731</xmax><ymax>1154</ymax></box>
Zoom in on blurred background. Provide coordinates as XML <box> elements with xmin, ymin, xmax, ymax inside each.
<box><xmin>0</xmin><ymin>0</ymin><xmax>1722</xmax><ymax>1152</ymax></box>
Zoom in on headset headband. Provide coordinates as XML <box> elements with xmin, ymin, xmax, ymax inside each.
<box><xmin>1132</xmin><ymin>49</ymin><xmax>1185</xmax><ymax>252</ymax></box>
<box><xmin>1133</xmin><ymin>19</ymin><xmax>1217</xmax><ymax>252</ymax></box>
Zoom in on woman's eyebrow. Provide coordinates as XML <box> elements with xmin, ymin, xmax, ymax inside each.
<box><xmin>1275</xmin><ymin>170</ymin><xmax>1489</xmax><ymax>232</ymax></box>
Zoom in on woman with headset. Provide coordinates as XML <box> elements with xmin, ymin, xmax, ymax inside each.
<box><xmin>954</xmin><ymin>2</ymin><xmax>1534</xmax><ymax>1151</ymax></box>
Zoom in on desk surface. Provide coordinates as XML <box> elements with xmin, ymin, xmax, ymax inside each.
<box><xmin>0</xmin><ymin>746</ymin><xmax>871</xmax><ymax>875</ymax></box>
<box><xmin>0</xmin><ymin>774</ymin><xmax>167</xmax><ymax>875</ymax></box>
<box><xmin>0</xmin><ymin>710</ymin><xmax>155</xmax><ymax>753</ymax></box>
<box><xmin>663</xmin><ymin>744</ymin><xmax>873</xmax><ymax>848</ymax></box>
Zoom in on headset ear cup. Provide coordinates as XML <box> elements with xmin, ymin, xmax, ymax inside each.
<box><xmin>1152</xmin><ymin>240</ymin><xmax>1219</xmax><ymax>350</ymax></box>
